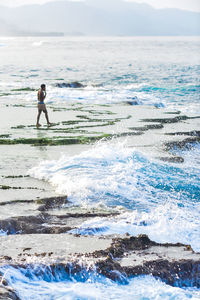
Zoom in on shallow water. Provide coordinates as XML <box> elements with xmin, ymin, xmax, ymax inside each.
<box><xmin>0</xmin><ymin>36</ymin><xmax>199</xmax><ymax>112</ymax></box>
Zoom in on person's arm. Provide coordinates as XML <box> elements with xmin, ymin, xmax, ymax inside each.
<box><xmin>43</xmin><ymin>89</ymin><xmax>46</xmax><ymax>99</ymax></box>
<box><xmin>37</xmin><ymin>90</ymin><xmax>40</xmax><ymax>101</ymax></box>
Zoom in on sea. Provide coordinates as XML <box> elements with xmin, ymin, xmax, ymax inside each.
<box><xmin>0</xmin><ymin>36</ymin><xmax>200</xmax><ymax>299</ymax></box>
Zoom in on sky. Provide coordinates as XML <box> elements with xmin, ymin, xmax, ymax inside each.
<box><xmin>0</xmin><ymin>0</ymin><xmax>199</xmax><ymax>12</ymax></box>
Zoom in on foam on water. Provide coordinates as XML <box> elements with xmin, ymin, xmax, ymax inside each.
<box><xmin>0</xmin><ymin>229</ymin><xmax>7</xmax><ymax>236</ymax></box>
<box><xmin>2</xmin><ymin>79</ymin><xmax>199</xmax><ymax>113</ymax></box>
<box><xmin>19</xmin><ymin>83</ymin><xmax>163</xmax><ymax>107</ymax></box>
<box><xmin>29</xmin><ymin>142</ymin><xmax>200</xmax><ymax>250</ymax></box>
<box><xmin>0</xmin><ymin>36</ymin><xmax>199</xmax><ymax>113</ymax></box>
<box><xmin>1</xmin><ymin>265</ymin><xmax>200</xmax><ymax>300</ymax></box>
<box><xmin>7</xmin><ymin>77</ymin><xmax>199</xmax><ymax>106</ymax></box>
<box><xmin>70</xmin><ymin>203</ymin><xmax>200</xmax><ymax>251</ymax></box>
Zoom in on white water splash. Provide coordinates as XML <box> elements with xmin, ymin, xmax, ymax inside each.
<box><xmin>1</xmin><ymin>266</ymin><xmax>200</xmax><ymax>300</ymax></box>
<box><xmin>29</xmin><ymin>142</ymin><xmax>200</xmax><ymax>250</ymax></box>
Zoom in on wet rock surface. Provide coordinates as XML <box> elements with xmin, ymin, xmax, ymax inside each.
<box><xmin>158</xmin><ymin>156</ymin><xmax>184</xmax><ymax>163</ymax></box>
<box><xmin>0</xmin><ymin>195</ymin><xmax>119</xmax><ymax>235</ymax></box>
<box><xmin>0</xmin><ymin>274</ymin><xmax>19</xmax><ymax>300</ymax></box>
<box><xmin>37</xmin><ymin>196</ymin><xmax>68</xmax><ymax>211</ymax></box>
<box><xmin>0</xmin><ymin>214</ymin><xmax>71</xmax><ymax>235</ymax></box>
<box><xmin>55</xmin><ymin>81</ymin><xmax>85</xmax><ymax>88</ymax></box>
<box><xmin>0</xmin><ymin>104</ymin><xmax>199</xmax><ymax>163</ymax></box>
<box><xmin>0</xmin><ymin>285</ymin><xmax>20</xmax><ymax>300</ymax></box>
<box><xmin>94</xmin><ymin>235</ymin><xmax>200</xmax><ymax>287</ymax></box>
<box><xmin>164</xmin><ymin>137</ymin><xmax>200</xmax><ymax>151</ymax></box>
<box><xmin>0</xmin><ymin>234</ymin><xmax>199</xmax><ymax>290</ymax></box>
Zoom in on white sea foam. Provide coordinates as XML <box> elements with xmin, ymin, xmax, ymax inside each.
<box><xmin>1</xmin><ymin>266</ymin><xmax>199</xmax><ymax>300</ymax></box>
<box><xmin>29</xmin><ymin>142</ymin><xmax>166</xmax><ymax>208</ymax></box>
<box><xmin>32</xmin><ymin>41</ymin><xmax>44</xmax><ymax>47</ymax></box>
<box><xmin>29</xmin><ymin>142</ymin><xmax>200</xmax><ymax>250</ymax></box>
<box><xmin>21</xmin><ymin>84</ymin><xmax>162</xmax><ymax>107</ymax></box>
<box><xmin>11</xmin><ymin>81</ymin><xmax>200</xmax><ymax>113</ymax></box>
<box><xmin>71</xmin><ymin>201</ymin><xmax>200</xmax><ymax>252</ymax></box>
<box><xmin>0</xmin><ymin>229</ymin><xmax>7</xmax><ymax>236</ymax></box>
<box><xmin>3</xmin><ymin>79</ymin><xmax>199</xmax><ymax>113</ymax></box>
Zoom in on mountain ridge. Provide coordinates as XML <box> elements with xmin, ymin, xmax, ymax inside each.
<box><xmin>0</xmin><ymin>0</ymin><xmax>199</xmax><ymax>36</ymax></box>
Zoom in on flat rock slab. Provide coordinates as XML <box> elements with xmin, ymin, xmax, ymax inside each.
<box><xmin>0</xmin><ymin>234</ymin><xmax>200</xmax><ymax>267</ymax></box>
<box><xmin>0</xmin><ymin>234</ymin><xmax>112</xmax><ymax>265</ymax></box>
<box><xmin>120</xmin><ymin>245</ymin><xmax>200</xmax><ymax>267</ymax></box>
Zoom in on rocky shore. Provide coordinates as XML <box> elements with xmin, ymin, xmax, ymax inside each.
<box><xmin>0</xmin><ymin>194</ymin><xmax>200</xmax><ymax>298</ymax></box>
<box><xmin>0</xmin><ymin>230</ymin><xmax>199</xmax><ymax>299</ymax></box>
<box><xmin>0</xmin><ymin>103</ymin><xmax>200</xmax><ymax>298</ymax></box>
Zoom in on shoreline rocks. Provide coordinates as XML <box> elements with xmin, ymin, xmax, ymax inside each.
<box><xmin>0</xmin><ymin>283</ymin><xmax>20</xmax><ymax>300</ymax></box>
<box><xmin>0</xmin><ymin>234</ymin><xmax>199</xmax><ymax>289</ymax></box>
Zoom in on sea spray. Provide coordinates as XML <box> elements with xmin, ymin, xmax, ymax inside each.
<box><xmin>29</xmin><ymin>142</ymin><xmax>200</xmax><ymax>250</ymax></box>
<box><xmin>70</xmin><ymin>201</ymin><xmax>200</xmax><ymax>252</ymax></box>
<box><xmin>29</xmin><ymin>142</ymin><xmax>199</xmax><ymax>206</ymax></box>
<box><xmin>1</xmin><ymin>265</ymin><xmax>200</xmax><ymax>300</ymax></box>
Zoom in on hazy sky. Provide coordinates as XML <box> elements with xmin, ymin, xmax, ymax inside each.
<box><xmin>0</xmin><ymin>0</ymin><xmax>199</xmax><ymax>12</ymax></box>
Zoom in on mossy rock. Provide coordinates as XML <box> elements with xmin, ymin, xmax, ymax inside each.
<box><xmin>11</xmin><ymin>87</ymin><xmax>36</xmax><ymax>92</ymax></box>
<box><xmin>0</xmin><ymin>134</ymin><xmax>112</xmax><ymax>146</ymax></box>
<box><xmin>0</xmin><ymin>134</ymin><xmax>10</xmax><ymax>138</ymax></box>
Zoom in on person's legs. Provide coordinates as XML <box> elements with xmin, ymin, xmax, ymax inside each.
<box><xmin>44</xmin><ymin>109</ymin><xmax>51</xmax><ymax>125</ymax></box>
<box><xmin>36</xmin><ymin>110</ymin><xmax>42</xmax><ymax>127</ymax></box>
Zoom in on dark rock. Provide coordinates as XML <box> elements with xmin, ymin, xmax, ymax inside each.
<box><xmin>0</xmin><ymin>277</ymin><xmax>19</xmax><ymax>300</ymax></box>
<box><xmin>2</xmin><ymin>256</ymin><xmax>12</xmax><ymax>261</ymax></box>
<box><xmin>164</xmin><ymin>137</ymin><xmax>200</xmax><ymax>151</ymax></box>
<box><xmin>0</xmin><ymin>234</ymin><xmax>200</xmax><ymax>289</ymax></box>
<box><xmin>56</xmin><ymin>212</ymin><xmax>118</xmax><ymax>219</ymax></box>
<box><xmin>166</xmin><ymin>130</ymin><xmax>200</xmax><ymax>137</ymax></box>
<box><xmin>93</xmin><ymin>235</ymin><xmax>157</xmax><ymax>258</ymax></box>
<box><xmin>0</xmin><ymin>214</ymin><xmax>71</xmax><ymax>235</ymax></box>
<box><xmin>55</xmin><ymin>82</ymin><xmax>85</xmax><ymax>88</ymax></box>
<box><xmin>129</xmin><ymin>124</ymin><xmax>164</xmax><ymax>132</ymax></box>
<box><xmin>145</xmin><ymin>124</ymin><xmax>164</xmax><ymax>129</ymax></box>
<box><xmin>97</xmin><ymin>258</ymin><xmax>127</xmax><ymax>283</ymax></box>
<box><xmin>141</xmin><ymin>115</ymin><xmax>188</xmax><ymax>124</ymax></box>
<box><xmin>158</xmin><ymin>156</ymin><xmax>184</xmax><ymax>163</ymax></box>
<box><xmin>124</xmin><ymin>259</ymin><xmax>200</xmax><ymax>288</ymax></box>
<box><xmin>37</xmin><ymin>196</ymin><xmax>68</xmax><ymax>211</ymax></box>
<box><xmin>22</xmin><ymin>248</ymin><xmax>31</xmax><ymax>252</ymax></box>
<box><xmin>93</xmin><ymin>235</ymin><xmax>200</xmax><ymax>288</ymax></box>
<box><xmin>0</xmin><ymin>204</ymin><xmax>118</xmax><ymax>235</ymax></box>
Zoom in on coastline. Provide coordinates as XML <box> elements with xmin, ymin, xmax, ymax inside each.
<box><xmin>0</xmin><ymin>102</ymin><xmax>200</xmax><ymax>298</ymax></box>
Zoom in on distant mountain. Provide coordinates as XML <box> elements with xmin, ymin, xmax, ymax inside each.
<box><xmin>0</xmin><ymin>18</ymin><xmax>20</xmax><ymax>36</ymax></box>
<box><xmin>0</xmin><ymin>0</ymin><xmax>199</xmax><ymax>36</ymax></box>
<box><xmin>0</xmin><ymin>17</ymin><xmax>64</xmax><ymax>36</ymax></box>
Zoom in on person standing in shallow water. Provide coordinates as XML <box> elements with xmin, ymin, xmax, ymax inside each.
<box><xmin>36</xmin><ymin>84</ymin><xmax>51</xmax><ymax>127</ymax></box>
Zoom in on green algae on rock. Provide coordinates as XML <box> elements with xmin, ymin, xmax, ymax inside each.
<box><xmin>0</xmin><ymin>134</ymin><xmax>10</xmax><ymax>138</ymax></box>
<box><xmin>0</xmin><ymin>185</ymin><xmax>43</xmax><ymax>190</ymax></box>
<box><xmin>0</xmin><ymin>134</ymin><xmax>112</xmax><ymax>146</ymax></box>
<box><xmin>11</xmin><ymin>88</ymin><xmax>36</xmax><ymax>92</ymax></box>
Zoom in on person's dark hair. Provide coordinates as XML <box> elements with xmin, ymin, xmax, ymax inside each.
<box><xmin>41</xmin><ymin>84</ymin><xmax>46</xmax><ymax>89</ymax></box>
